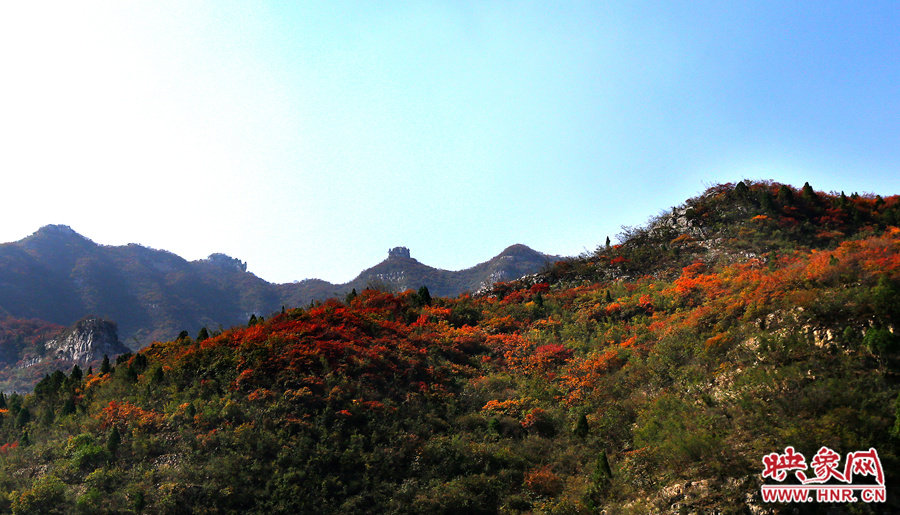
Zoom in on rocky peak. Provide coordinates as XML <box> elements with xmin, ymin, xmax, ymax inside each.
<box><xmin>36</xmin><ymin>224</ymin><xmax>79</xmax><ymax>236</ymax></box>
<box><xmin>204</xmin><ymin>253</ymin><xmax>248</xmax><ymax>273</ymax></box>
<box><xmin>44</xmin><ymin>316</ymin><xmax>130</xmax><ymax>364</ymax></box>
<box><xmin>24</xmin><ymin>224</ymin><xmax>96</xmax><ymax>247</ymax></box>
<box><xmin>388</xmin><ymin>247</ymin><xmax>411</xmax><ymax>260</ymax></box>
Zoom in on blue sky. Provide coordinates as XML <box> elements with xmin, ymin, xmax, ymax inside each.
<box><xmin>1</xmin><ymin>1</ymin><xmax>898</xmax><ymax>284</ymax></box>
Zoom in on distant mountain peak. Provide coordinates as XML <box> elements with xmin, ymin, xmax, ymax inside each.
<box><xmin>387</xmin><ymin>247</ymin><xmax>411</xmax><ymax>260</ymax></box>
<box><xmin>30</xmin><ymin>224</ymin><xmax>92</xmax><ymax>243</ymax></box>
<box><xmin>202</xmin><ymin>253</ymin><xmax>248</xmax><ymax>273</ymax></box>
<box><xmin>37</xmin><ymin>224</ymin><xmax>77</xmax><ymax>234</ymax></box>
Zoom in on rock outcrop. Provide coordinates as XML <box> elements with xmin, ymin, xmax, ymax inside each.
<box><xmin>387</xmin><ymin>247</ymin><xmax>412</xmax><ymax>260</ymax></box>
<box><xmin>44</xmin><ymin>316</ymin><xmax>130</xmax><ymax>364</ymax></box>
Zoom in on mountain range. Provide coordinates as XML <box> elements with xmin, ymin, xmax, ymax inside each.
<box><xmin>0</xmin><ymin>226</ymin><xmax>556</xmax><ymax>349</ymax></box>
<box><xmin>0</xmin><ymin>180</ymin><xmax>899</xmax><ymax>512</ymax></box>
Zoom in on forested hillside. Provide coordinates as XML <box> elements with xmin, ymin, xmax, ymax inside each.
<box><xmin>0</xmin><ymin>181</ymin><xmax>897</xmax><ymax>513</ymax></box>
<box><xmin>0</xmin><ymin>227</ymin><xmax>552</xmax><ymax>349</ymax></box>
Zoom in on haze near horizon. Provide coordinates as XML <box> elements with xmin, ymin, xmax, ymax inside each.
<box><xmin>1</xmin><ymin>1</ymin><xmax>897</xmax><ymax>283</ymax></box>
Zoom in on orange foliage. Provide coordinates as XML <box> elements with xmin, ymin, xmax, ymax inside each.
<box><xmin>524</xmin><ymin>465</ymin><xmax>564</xmax><ymax>497</ymax></box>
<box><xmin>98</xmin><ymin>400</ymin><xmax>164</xmax><ymax>432</ymax></box>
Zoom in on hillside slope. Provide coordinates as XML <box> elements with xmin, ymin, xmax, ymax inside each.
<box><xmin>0</xmin><ymin>181</ymin><xmax>896</xmax><ymax>513</ymax></box>
<box><xmin>0</xmin><ymin>228</ymin><xmax>553</xmax><ymax>348</ymax></box>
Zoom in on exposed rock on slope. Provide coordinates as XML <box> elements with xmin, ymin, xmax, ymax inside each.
<box><xmin>0</xmin><ymin>226</ymin><xmax>555</xmax><ymax>348</ymax></box>
<box><xmin>44</xmin><ymin>316</ymin><xmax>130</xmax><ymax>364</ymax></box>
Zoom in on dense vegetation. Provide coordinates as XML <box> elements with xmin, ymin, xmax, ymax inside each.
<box><xmin>0</xmin><ymin>227</ymin><xmax>550</xmax><ymax>349</ymax></box>
<box><xmin>0</xmin><ymin>181</ymin><xmax>898</xmax><ymax>513</ymax></box>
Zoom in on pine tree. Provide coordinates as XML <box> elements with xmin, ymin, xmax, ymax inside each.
<box><xmin>593</xmin><ymin>451</ymin><xmax>613</xmax><ymax>481</ymax></box>
<box><xmin>16</xmin><ymin>407</ymin><xmax>30</xmax><ymax>427</ymax></box>
<box><xmin>417</xmin><ymin>285</ymin><xmax>432</xmax><ymax>306</ymax></box>
<box><xmin>107</xmin><ymin>425</ymin><xmax>121</xmax><ymax>456</ymax></box>
<box><xmin>801</xmin><ymin>181</ymin><xmax>817</xmax><ymax>203</ymax></box>
<box><xmin>574</xmin><ymin>413</ymin><xmax>589</xmax><ymax>438</ymax></box>
<box><xmin>61</xmin><ymin>397</ymin><xmax>76</xmax><ymax>416</ymax></box>
<box><xmin>151</xmin><ymin>366</ymin><xmax>164</xmax><ymax>384</ymax></box>
<box><xmin>100</xmin><ymin>355</ymin><xmax>111</xmax><ymax>375</ymax></box>
<box><xmin>777</xmin><ymin>184</ymin><xmax>794</xmax><ymax>205</ymax></box>
<box><xmin>197</xmin><ymin>327</ymin><xmax>210</xmax><ymax>342</ymax></box>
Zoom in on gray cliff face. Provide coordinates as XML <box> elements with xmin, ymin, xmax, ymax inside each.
<box><xmin>44</xmin><ymin>316</ymin><xmax>130</xmax><ymax>364</ymax></box>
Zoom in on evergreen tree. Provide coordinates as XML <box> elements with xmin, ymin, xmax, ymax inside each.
<box><xmin>107</xmin><ymin>425</ymin><xmax>121</xmax><ymax>457</ymax></box>
<box><xmin>801</xmin><ymin>181</ymin><xmax>818</xmax><ymax>203</ymax></box>
<box><xmin>100</xmin><ymin>355</ymin><xmax>111</xmax><ymax>375</ymax></box>
<box><xmin>16</xmin><ymin>407</ymin><xmax>30</xmax><ymax>427</ymax></box>
<box><xmin>417</xmin><ymin>285</ymin><xmax>432</xmax><ymax>306</ymax></box>
<box><xmin>70</xmin><ymin>364</ymin><xmax>83</xmax><ymax>382</ymax></box>
<box><xmin>759</xmin><ymin>190</ymin><xmax>776</xmax><ymax>212</ymax></box>
<box><xmin>345</xmin><ymin>288</ymin><xmax>358</xmax><ymax>304</ymax></box>
<box><xmin>197</xmin><ymin>327</ymin><xmax>210</xmax><ymax>342</ymax></box>
<box><xmin>574</xmin><ymin>413</ymin><xmax>589</xmax><ymax>438</ymax></box>
<box><xmin>839</xmin><ymin>191</ymin><xmax>850</xmax><ymax>208</ymax></box>
<box><xmin>594</xmin><ymin>452</ymin><xmax>613</xmax><ymax>481</ymax></box>
<box><xmin>777</xmin><ymin>184</ymin><xmax>794</xmax><ymax>205</ymax></box>
<box><xmin>133</xmin><ymin>490</ymin><xmax>146</xmax><ymax>513</ymax></box>
<box><xmin>61</xmin><ymin>397</ymin><xmax>76</xmax><ymax>416</ymax></box>
<box><xmin>248</xmin><ymin>314</ymin><xmax>258</xmax><ymax>327</ymax></box>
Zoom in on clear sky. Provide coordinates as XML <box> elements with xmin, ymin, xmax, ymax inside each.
<box><xmin>1</xmin><ymin>1</ymin><xmax>898</xmax><ymax>284</ymax></box>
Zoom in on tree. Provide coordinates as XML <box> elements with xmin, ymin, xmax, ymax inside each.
<box><xmin>61</xmin><ymin>397</ymin><xmax>77</xmax><ymax>416</ymax></box>
<box><xmin>107</xmin><ymin>426</ymin><xmax>121</xmax><ymax>457</ymax></box>
<box><xmin>197</xmin><ymin>327</ymin><xmax>210</xmax><ymax>342</ymax></box>
<box><xmin>70</xmin><ymin>364</ymin><xmax>83</xmax><ymax>382</ymax></box>
<box><xmin>777</xmin><ymin>184</ymin><xmax>794</xmax><ymax>205</ymax></box>
<box><xmin>413</xmin><ymin>286</ymin><xmax>432</xmax><ymax>307</ymax></box>
<box><xmin>248</xmin><ymin>314</ymin><xmax>258</xmax><ymax>327</ymax></box>
<box><xmin>16</xmin><ymin>407</ymin><xmax>30</xmax><ymax>427</ymax></box>
<box><xmin>100</xmin><ymin>355</ymin><xmax>111</xmax><ymax>375</ymax></box>
<box><xmin>574</xmin><ymin>413</ymin><xmax>589</xmax><ymax>438</ymax></box>
<box><xmin>760</xmin><ymin>190</ymin><xmax>776</xmax><ymax>212</ymax></box>
<box><xmin>801</xmin><ymin>181</ymin><xmax>818</xmax><ymax>203</ymax></box>
<box><xmin>151</xmin><ymin>366</ymin><xmax>164</xmax><ymax>384</ymax></box>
